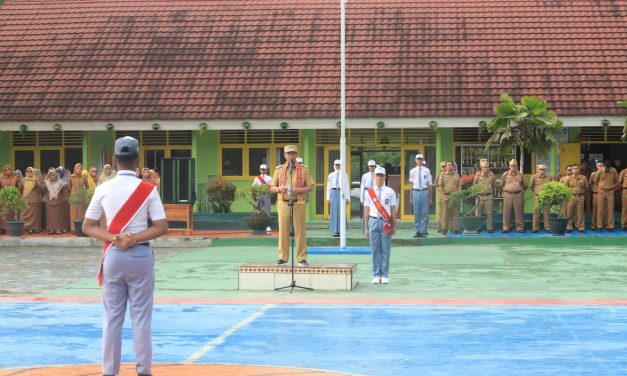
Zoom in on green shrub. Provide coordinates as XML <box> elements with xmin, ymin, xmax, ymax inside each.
<box><xmin>237</xmin><ymin>184</ymin><xmax>274</xmax><ymax>216</ymax></box>
<box><xmin>536</xmin><ymin>181</ymin><xmax>571</xmax><ymax>218</ymax></box>
<box><xmin>0</xmin><ymin>186</ymin><xmax>28</xmax><ymax>221</ymax></box>
<box><xmin>206</xmin><ymin>178</ymin><xmax>237</xmax><ymax>213</ymax></box>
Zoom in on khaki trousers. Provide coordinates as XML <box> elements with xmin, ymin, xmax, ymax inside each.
<box><xmin>475</xmin><ymin>196</ymin><xmax>493</xmax><ymax>231</ymax></box>
<box><xmin>503</xmin><ymin>192</ymin><xmax>524</xmax><ymax>231</ymax></box>
<box><xmin>567</xmin><ymin>194</ymin><xmax>585</xmax><ymax>231</ymax></box>
<box><xmin>277</xmin><ymin>200</ymin><xmax>307</xmax><ymax>262</ymax></box>
<box><xmin>440</xmin><ymin>197</ymin><xmax>459</xmax><ymax>232</ymax></box>
<box><xmin>596</xmin><ymin>189</ymin><xmax>615</xmax><ymax>230</ymax></box>
<box><xmin>532</xmin><ymin>195</ymin><xmax>550</xmax><ymax>231</ymax></box>
<box><xmin>591</xmin><ymin>193</ymin><xmax>598</xmax><ymax>229</ymax></box>
<box><xmin>622</xmin><ymin>189</ymin><xmax>627</xmax><ymax>229</ymax></box>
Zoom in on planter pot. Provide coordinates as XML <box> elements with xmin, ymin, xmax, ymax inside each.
<box><xmin>74</xmin><ymin>219</ymin><xmax>87</xmax><ymax>237</ymax></box>
<box><xmin>455</xmin><ymin>216</ymin><xmax>486</xmax><ymax>235</ymax></box>
<box><xmin>548</xmin><ymin>217</ymin><xmax>568</xmax><ymax>236</ymax></box>
<box><xmin>242</xmin><ymin>215</ymin><xmax>274</xmax><ymax>235</ymax></box>
<box><xmin>6</xmin><ymin>221</ymin><xmax>24</xmax><ymax>237</ymax></box>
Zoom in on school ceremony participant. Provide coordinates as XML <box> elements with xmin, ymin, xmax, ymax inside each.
<box><xmin>438</xmin><ymin>161</ymin><xmax>461</xmax><ymax>235</ymax></box>
<box><xmin>327</xmin><ymin>159</ymin><xmax>349</xmax><ymax>237</ymax></box>
<box><xmin>473</xmin><ymin>160</ymin><xmax>496</xmax><ymax>233</ymax></box>
<box><xmin>593</xmin><ymin>160</ymin><xmax>618</xmax><ymax>232</ymax></box>
<box><xmin>82</xmin><ymin>136</ymin><xmax>167</xmax><ymax>376</ymax></box>
<box><xmin>253</xmin><ymin>163</ymin><xmax>273</xmax><ymax>232</ymax></box>
<box><xmin>364</xmin><ymin>166</ymin><xmax>396</xmax><ymax>284</ymax></box>
<box><xmin>409</xmin><ymin>153</ymin><xmax>432</xmax><ymax>238</ymax></box>
<box><xmin>565</xmin><ymin>164</ymin><xmax>588</xmax><ymax>233</ymax></box>
<box><xmin>20</xmin><ymin>167</ymin><xmax>46</xmax><ymax>234</ymax></box>
<box><xmin>360</xmin><ymin>160</ymin><xmax>377</xmax><ymax>232</ymax></box>
<box><xmin>270</xmin><ymin>145</ymin><xmax>314</xmax><ymax>266</ymax></box>
<box><xmin>529</xmin><ymin>164</ymin><xmax>552</xmax><ymax>233</ymax></box>
<box><xmin>501</xmin><ymin>159</ymin><xmax>527</xmax><ymax>233</ymax></box>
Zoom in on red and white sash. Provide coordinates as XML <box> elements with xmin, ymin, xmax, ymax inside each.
<box><xmin>367</xmin><ymin>187</ymin><xmax>392</xmax><ymax>234</ymax></box>
<box><xmin>97</xmin><ymin>180</ymin><xmax>155</xmax><ymax>286</ymax></box>
<box><xmin>257</xmin><ymin>175</ymin><xmax>270</xmax><ymax>188</ymax></box>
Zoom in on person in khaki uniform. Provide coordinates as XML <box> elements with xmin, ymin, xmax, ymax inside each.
<box><xmin>473</xmin><ymin>160</ymin><xmax>496</xmax><ymax>233</ymax></box>
<box><xmin>529</xmin><ymin>164</ymin><xmax>552</xmax><ymax>233</ymax></box>
<box><xmin>438</xmin><ymin>161</ymin><xmax>461</xmax><ymax>235</ymax></box>
<box><xmin>619</xmin><ymin>168</ymin><xmax>627</xmax><ymax>231</ymax></box>
<box><xmin>501</xmin><ymin>159</ymin><xmax>527</xmax><ymax>233</ymax></box>
<box><xmin>270</xmin><ymin>145</ymin><xmax>314</xmax><ymax>266</ymax></box>
<box><xmin>593</xmin><ymin>160</ymin><xmax>618</xmax><ymax>232</ymax></box>
<box><xmin>565</xmin><ymin>164</ymin><xmax>589</xmax><ymax>232</ymax></box>
<box><xmin>434</xmin><ymin>161</ymin><xmax>446</xmax><ymax>233</ymax></box>
<box><xmin>589</xmin><ymin>161</ymin><xmax>604</xmax><ymax>231</ymax></box>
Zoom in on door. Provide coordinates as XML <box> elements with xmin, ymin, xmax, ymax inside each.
<box><xmin>401</xmin><ymin>145</ymin><xmax>424</xmax><ymax>220</ymax></box>
<box><xmin>14</xmin><ymin>150</ymin><xmax>34</xmax><ymax>174</ymax></box>
<box><xmin>39</xmin><ymin>149</ymin><xmax>61</xmax><ymax>172</ymax></box>
<box><xmin>144</xmin><ymin>149</ymin><xmax>165</xmax><ymax>171</ymax></box>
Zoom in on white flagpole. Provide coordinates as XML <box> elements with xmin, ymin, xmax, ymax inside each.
<box><xmin>340</xmin><ymin>0</ymin><xmax>347</xmax><ymax>248</ymax></box>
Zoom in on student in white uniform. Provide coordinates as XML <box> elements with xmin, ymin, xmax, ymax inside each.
<box><xmin>327</xmin><ymin>159</ymin><xmax>349</xmax><ymax>237</ymax></box>
<box><xmin>82</xmin><ymin>136</ymin><xmax>168</xmax><ymax>376</ymax></box>
<box><xmin>360</xmin><ymin>160</ymin><xmax>377</xmax><ymax>232</ymax></box>
<box><xmin>409</xmin><ymin>153</ymin><xmax>433</xmax><ymax>238</ymax></box>
<box><xmin>252</xmin><ymin>164</ymin><xmax>273</xmax><ymax>232</ymax></box>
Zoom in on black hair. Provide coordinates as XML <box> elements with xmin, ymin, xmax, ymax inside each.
<box><xmin>114</xmin><ymin>155</ymin><xmax>139</xmax><ymax>170</ymax></box>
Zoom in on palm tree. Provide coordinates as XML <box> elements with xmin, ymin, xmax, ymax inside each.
<box><xmin>486</xmin><ymin>93</ymin><xmax>563</xmax><ymax>173</ymax></box>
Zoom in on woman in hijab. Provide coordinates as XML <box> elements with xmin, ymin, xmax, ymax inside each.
<box><xmin>0</xmin><ymin>165</ymin><xmax>19</xmax><ymax>233</ymax></box>
<box><xmin>44</xmin><ymin>168</ymin><xmax>68</xmax><ymax>235</ymax></box>
<box><xmin>56</xmin><ymin>166</ymin><xmax>71</xmax><ymax>232</ymax></box>
<box><xmin>21</xmin><ymin>167</ymin><xmax>46</xmax><ymax>234</ymax></box>
<box><xmin>68</xmin><ymin>163</ymin><xmax>88</xmax><ymax>231</ymax></box>
<box><xmin>97</xmin><ymin>164</ymin><xmax>116</xmax><ymax>185</ymax></box>
<box><xmin>141</xmin><ymin>167</ymin><xmax>160</xmax><ymax>191</ymax></box>
<box><xmin>84</xmin><ymin>166</ymin><xmax>99</xmax><ymax>191</ymax></box>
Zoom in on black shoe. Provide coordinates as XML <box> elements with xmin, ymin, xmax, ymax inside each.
<box><xmin>298</xmin><ymin>260</ymin><xmax>309</xmax><ymax>267</ymax></box>
<box><xmin>578</xmin><ymin>230</ymin><xmax>586</xmax><ymax>233</ymax></box>
<box><xmin>138</xmin><ymin>374</ymin><xmax>153</xmax><ymax>376</ymax></box>
<box><xmin>532</xmin><ymin>230</ymin><xmax>538</xmax><ymax>233</ymax></box>
<box><xmin>413</xmin><ymin>232</ymin><xmax>421</xmax><ymax>238</ymax></box>
<box><xmin>441</xmin><ymin>229</ymin><xmax>448</xmax><ymax>235</ymax></box>
<box><xmin>607</xmin><ymin>228</ymin><xmax>615</xmax><ymax>232</ymax></box>
<box><xmin>502</xmin><ymin>230</ymin><xmax>510</xmax><ymax>233</ymax></box>
<box><xmin>487</xmin><ymin>230</ymin><xmax>494</xmax><ymax>233</ymax></box>
<box><xmin>276</xmin><ymin>259</ymin><xmax>286</xmax><ymax>265</ymax></box>
<box><xmin>454</xmin><ymin>230</ymin><xmax>461</xmax><ymax>234</ymax></box>
<box><xmin>332</xmin><ymin>233</ymin><xmax>340</xmax><ymax>237</ymax></box>
<box><xmin>425</xmin><ymin>231</ymin><xmax>429</xmax><ymax>235</ymax></box>
<box><xmin>517</xmin><ymin>230</ymin><xmax>525</xmax><ymax>233</ymax></box>
<box><xmin>566</xmin><ymin>229</ymin><xmax>573</xmax><ymax>233</ymax></box>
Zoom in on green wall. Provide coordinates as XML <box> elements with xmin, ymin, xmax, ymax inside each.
<box><xmin>0</xmin><ymin>132</ymin><xmax>11</xmax><ymax>166</ymax></box>
<box><xmin>300</xmin><ymin>129</ymin><xmax>316</xmax><ymax>219</ymax></box>
<box><xmin>85</xmin><ymin>131</ymin><xmax>115</xmax><ymax>168</ymax></box>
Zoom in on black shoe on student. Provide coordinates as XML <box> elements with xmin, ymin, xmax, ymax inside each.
<box><xmin>276</xmin><ymin>259</ymin><xmax>286</xmax><ymax>265</ymax></box>
<box><xmin>298</xmin><ymin>260</ymin><xmax>309</xmax><ymax>267</ymax></box>
<box><xmin>332</xmin><ymin>233</ymin><xmax>340</xmax><ymax>237</ymax></box>
<box><xmin>441</xmin><ymin>229</ymin><xmax>448</xmax><ymax>235</ymax></box>
<box><xmin>413</xmin><ymin>232</ymin><xmax>421</xmax><ymax>238</ymax></box>
<box><xmin>578</xmin><ymin>229</ymin><xmax>586</xmax><ymax>233</ymax></box>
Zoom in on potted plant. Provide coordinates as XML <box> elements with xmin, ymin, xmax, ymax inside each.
<box><xmin>69</xmin><ymin>187</ymin><xmax>93</xmax><ymax>236</ymax></box>
<box><xmin>0</xmin><ymin>186</ymin><xmax>29</xmax><ymax>236</ymax></box>
<box><xmin>449</xmin><ymin>184</ymin><xmax>487</xmax><ymax>234</ymax></box>
<box><xmin>238</xmin><ymin>184</ymin><xmax>275</xmax><ymax>235</ymax></box>
<box><xmin>535</xmin><ymin>181</ymin><xmax>571</xmax><ymax>236</ymax></box>
<box><xmin>206</xmin><ymin>178</ymin><xmax>237</xmax><ymax>213</ymax></box>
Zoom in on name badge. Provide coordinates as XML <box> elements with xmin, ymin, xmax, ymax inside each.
<box><xmin>385</xmin><ymin>199</ymin><xmax>389</xmax><ymax>205</ymax></box>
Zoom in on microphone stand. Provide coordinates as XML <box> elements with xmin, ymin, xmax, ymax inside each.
<box><xmin>275</xmin><ymin>161</ymin><xmax>314</xmax><ymax>293</ymax></box>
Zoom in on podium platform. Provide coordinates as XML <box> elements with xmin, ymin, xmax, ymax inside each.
<box><xmin>238</xmin><ymin>262</ymin><xmax>358</xmax><ymax>290</ymax></box>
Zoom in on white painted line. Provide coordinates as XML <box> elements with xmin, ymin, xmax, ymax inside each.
<box><xmin>183</xmin><ymin>304</ymin><xmax>275</xmax><ymax>364</ymax></box>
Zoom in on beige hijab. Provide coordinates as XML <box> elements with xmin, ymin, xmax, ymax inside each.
<box><xmin>22</xmin><ymin>167</ymin><xmax>36</xmax><ymax>197</ymax></box>
<box><xmin>98</xmin><ymin>164</ymin><xmax>116</xmax><ymax>185</ymax></box>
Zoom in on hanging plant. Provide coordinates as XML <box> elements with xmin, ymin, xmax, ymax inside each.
<box><xmin>478</xmin><ymin>120</ymin><xmax>487</xmax><ymax>132</ymax></box>
<box><xmin>19</xmin><ymin>124</ymin><xmax>28</xmax><ymax>134</ymax></box>
<box><xmin>242</xmin><ymin>121</ymin><xmax>251</xmax><ymax>129</ymax></box>
<box><xmin>601</xmin><ymin>119</ymin><xmax>610</xmax><ymax>128</ymax></box>
<box><xmin>152</xmin><ymin>123</ymin><xmax>161</xmax><ymax>130</ymax></box>
<box><xmin>105</xmin><ymin>123</ymin><xmax>114</xmax><ymax>131</ymax></box>
<box><xmin>336</xmin><ymin>121</ymin><xmax>342</xmax><ymax>129</ymax></box>
<box><xmin>198</xmin><ymin>122</ymin><xmax>208</xmax><ymax>133</ymax></box>
<box><xmin>376</xmin><ymin>121</ymin><xmax>385</xmax><ymax>129</ymax></box>
<box><xmin>53</xmin><ymin>123</ymin><xmax>62</xmax><ymax>132</ymax></box>
<box><xmin>280</xmin><ymin>121</ymin><xmax>289</xmax><ymax>129</ymax></box>
<box><xmin>429</xmin><ymin>120</ymin><xmax>438</xmax><ymax>130</ymax></box>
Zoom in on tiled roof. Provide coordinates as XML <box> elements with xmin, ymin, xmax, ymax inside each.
<box><xmin>0</xmin><ymin>0</ymin><xmax>625</xmax><ymax>121</ymax></box>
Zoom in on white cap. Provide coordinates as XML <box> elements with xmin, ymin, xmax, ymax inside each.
<box><xmin>334</xmin><ymin>159</ymin><xmax>341</xmax><ymax>165</ymax></box>
<box><xmin>415</xmin><ymin>153</ymin><xmax>424</xmax><ymax>159</ymax></box>
<box><xmin>259</xmin><ymin>164</ymin><xmax>267</xmax><ymax>169</ymax></box>
<box><xmin>367</xmin><ymin>160</ymin><xmax>376</xmax><ymax>166</ymax></box>
<box><xmin>374</xmin><ymin>166</ymin><xmax>386</xmax><ymax>175</ymax></box>
<box><xmin>296</xmin><ymin>157</ymin><xmax>303</xmax><ymax>163</ymax></box>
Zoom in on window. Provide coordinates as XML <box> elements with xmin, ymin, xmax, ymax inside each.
<box><xmin>222</xmin><ymin>148</ymin><xmax>243</xmax><ymax>176</ymax></box>
<box><xmin>248</xmin><ymin>148</ymin><xmax>269</xmax><ymax>176</ymax></box>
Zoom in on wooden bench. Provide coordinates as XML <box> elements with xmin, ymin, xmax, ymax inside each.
<box><xmin>163</xmin><ymin>204</ymin><xmax>193</xmax><ymax>235</ymax></box>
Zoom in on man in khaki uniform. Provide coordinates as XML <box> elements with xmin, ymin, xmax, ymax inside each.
<box><xmin>438</xmin><ymin>161</ymin><xmax>461</xmax><ymax>235</ymax></box>
<box><xmin>270</xmin><ymin>145</ymin><xmax>314</xmax><ymax>265</ymax></box>
<box><xmin>529</xmin><ymin>163</ymin><xmax>551</xmax><ymax>233</ymax></box>
<box><xmin>593</xmin><ymin>160</ymin><xmax>618</xmax><ymax>232</ymax></box>
<box><xmin>620</xmin><ymin>168</ymin><xmax>627</xmax><ymax>231</ymax></box>
<box><xmin>589</xmin><ymin>161</ymin><xmax>604</xmax><ymax>231</ymax></box>
<box><xmin>435</xmin><ymin>161</ymin><xmax>446</xmax><ymax>233</ymax></box>
<box><xmin>473</xmin><ymin>160</ymin><xmax>496</xmax><ymax>233</ymax></box>
<box><xmin>501</xmin><ymin>159</ymin><xmax>527</xmax><ymax>233</ymax></box>
<box><xmin>565</xmin><ymin>164</ymin><xmax>589</xmax><ymax>232</ymax></box>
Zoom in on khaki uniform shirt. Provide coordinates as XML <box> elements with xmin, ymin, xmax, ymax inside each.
<box><xmin>564</xmin><ymin>174</ymin><xmax>588</xmax><ymax>194</ymax></box>
<box><xmin>589</xmin><ymin>171</ymin><xmax>599</xmax><ymax>193</ymax></box>
<box><xmin>593</xmin><ymin>168</ymin><xmax>618</xmax><ymax>190</ymax></box>
<box><xmin>271</xmin><ymin>164</ymin><xmax>314</xmax><ymax>202</ymax></box>
<box><xmin>619</xmin><ymin>169</ymin><xmax>627</xmax><ymax>189</ymax></box>
<box><xmin>529</xmin><ymin>173</ymin><xmax>551</xmax><ymax>195</ymax></box>
<box><xmin>439</xmin><ymin>171</ymin><xmax>461</xmax><ymax>194</ymax></box>
<box><xmin>473</xmin><ymin>171</ymin><xmax>495</xmax><ymax>195</ymax></box>
<box><xmin>501</xmin><ymin>170</ymin><xmax>527</xmax><ymax>193</ymax></box>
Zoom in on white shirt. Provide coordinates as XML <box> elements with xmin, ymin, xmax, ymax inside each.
<box><xmin>363</xmin><ymin>185</ymin><xmax>396</xmax><ymax>218</ymax></box>
<box><xmin>85</xmin><ymin>170</ymin><xmax>166</xmax><ymax>233</ymax></box>
<box><xmin>360</xmin><ymin>172</ymin><xmax>375</xmax><ymax>203</ymax></box>
<box><xmin>409</xmin><ymin>165</ymin><xmax>432</xmax><ymax>190</ymax></box>
<box><xmin>252</xmin><ymin>173</ymin><xmax>271</xmax><ymax>186</ymax></box>
<box><xmin>326</xmin><ymin>170</ymin><xmax>349</xmax><ymax>201</ymax></box>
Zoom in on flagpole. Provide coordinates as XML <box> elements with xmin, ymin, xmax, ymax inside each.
<box><xmin>340</xmin><ymin>0</ymin><xmax>347</xmax><ymax>248</ymax></box>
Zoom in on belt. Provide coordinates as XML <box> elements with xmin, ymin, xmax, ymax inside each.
<box><xmin>137</xmin><ymin>242</ymin><xmax>150</xmax><ymax>247</ymax></box>
<box><xmin>413</xmin><ymin>188</ymin><xmax>428</xmax><ymax>191</ymax></box>
<box><xmin>479</xmin><ymin>193</ymin><xmax>492</xmax><ymax>196</ymax></box>
<box><xmin>331</xmin><ymin>188</ymin><xmax>340</xmax><ymax>190</ymax></box>
<box><xmin>369</xmin><ymin>216</ymin><xmax>385</xmax><ymax>220</ymax></box>
<box><xmin>572</xmin><ymin>193</ymin><xmax>584</xmax><ymax>196</ymax></box>
<box><xmin>503</xmin><ymin>191</ymin><xmax>522</xmax><ymax>195</ymax></box>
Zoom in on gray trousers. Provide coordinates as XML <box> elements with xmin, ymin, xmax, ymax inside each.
<box><xmin>369</xmin><ymin>217</ymin><xmax>391</xmax><ymax>278</ymax></box>
<box><xmin>102</xmin><ymin>244</ymin><xmax>155</xmax><ymax>375</ymax></box>
<box><xmin>260</xmin><ymin>194</ymin><xmax>271</xmax><ymax>216</ymax></box>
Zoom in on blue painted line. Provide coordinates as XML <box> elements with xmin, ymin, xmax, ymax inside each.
<box><xmin>2</xmin><ymin>302</ymin><xmax>627</xmax><ymax>375</ymax></box>
<box><xmin>308</xmin><ymin>247</ymin><xmax>371</xmax><ymax>254</ymax></box>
